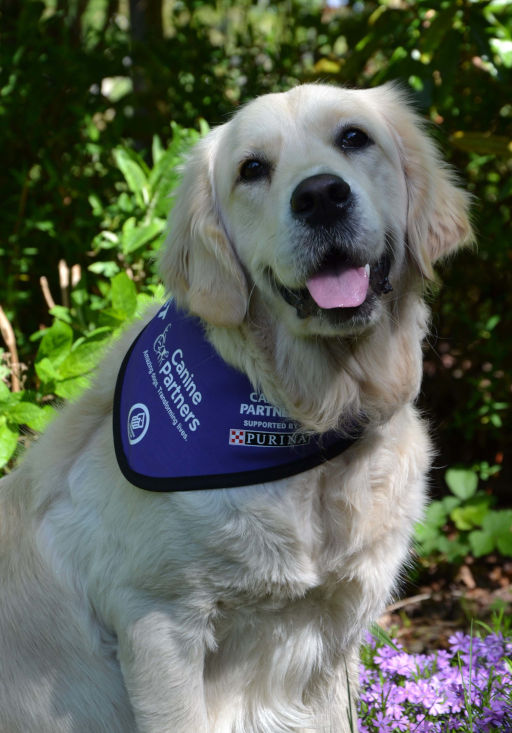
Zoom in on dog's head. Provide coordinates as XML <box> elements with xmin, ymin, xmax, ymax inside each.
<box><xmin>161</xmin><ymin>84</ymin><xmax>472</xmax><ymax>337</ymax></box>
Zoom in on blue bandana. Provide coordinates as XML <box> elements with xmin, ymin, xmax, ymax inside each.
<box><xmin>113</xmin><ymin>301</ymin><xmax>361</xmax><ymax>492</ymax></box>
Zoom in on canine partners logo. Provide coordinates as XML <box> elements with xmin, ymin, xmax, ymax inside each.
<box><xmin>153</xmin><ymin>324</ymin><xmax>172</xmax><ymax>366</ymax></box>
<box><xmin>128</xmin><ymin>403</ymin><xmax>150</xmax><ymax>445</ymax></box>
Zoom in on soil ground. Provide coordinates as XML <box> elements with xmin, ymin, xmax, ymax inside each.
<box><xmin>379</xmin><ymin>557</ymin><xmax>512</xmax><ymax>653</ymax></box>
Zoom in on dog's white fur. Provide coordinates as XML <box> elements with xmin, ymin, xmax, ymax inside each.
<box><xmin>0</xmin><ymin>84</ymin><xmax>472</xmax><ymax>732</ymax></box>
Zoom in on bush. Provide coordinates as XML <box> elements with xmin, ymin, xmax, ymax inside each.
<box><xmin>0</xmin><ymin>122</ymin><xmax>201</xmax><ymax>469</ymax></box>
<box><xmin>416</xmin><ymin>466</ymin><xmax>512</xmax><ymax>563</ymax></box>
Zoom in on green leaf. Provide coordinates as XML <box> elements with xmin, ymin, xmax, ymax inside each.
<box><xmin>482</xmin><ymin>511</ymin><xmax>512</xmax><ymax>556</ymax></box>
<box><xmin>101</xmin><ymin>75</ymin><xmax>132</xmax><ymax>102</ymax></box>
<box><xmin>118</xmin><ymin>192</ymin><xmax>135</xmax><ymax>214</ymax></box>
<box><xmin>13</xmin><ymin>403</ymin><xmax>56</xmax><ymax>431</ymax></box>
<box><xmin>35</xmin><ymin>356</ymin><xmax>61</xmax><ymax>385</ymax></box>
<box><xmin>85</xmin><ymin>326</ymin><xmax>115</xmax><ymax>341</ymax></box>
<box><xmin>476</xmin><ymin>461</ymin><xmax>501</xmax><ymax>481</ymax></box>
<box><xmin>485</xmin><ymin>315</ymin><xmax>501</xmax><ymax>331</ymax></box>
<box><xmin>438</xmin><ymin>535</ymin><xmax>469</xmax><ymax>562</ymax></box>
<box><xmin>136</xmin><ymin>291</ymin><xmax>163</xmax><ymax>317</ymax></box>
<box><xmin>92</xmin><ymin>230</ymin><xmax>119</xmax><ymax>251</ymax></box>
<box><xmin>111</xmin><ymin>272</ymin><xmax>137</xmax><ymax>320</ymax></box>
<box><xmin>482</xmin><ymin>509</ymin><xmax>512</xmax><ymax>533</ymax></box>
<box><xmin>445</xmin><ymin>468</ymin><xmax>478</xmax><ymax>500</ymax></box>
<box><xmin>415</xmin><ymin>521</ymin><xmax>438</xmax><ymax>542</ymax></box>
<box><xmin>0</xmin><ymin>417</ymin><xmax>18</xmax><ymax>468</ymax></box>
<box><xmin>32</xmin><ymin>405</ymin><xmax>56</xmax><ymax>431</ymax></box>
<box><xmin>197</xmin><ymin>119</ymin><xmax>209</xmax><ymax>137</ymax></box>
<box><xmin>370</xmin><ymin>623</ymin><xmax>400</xmax><ymax>651</ymax></box>
<box><xmin>415</xmin><ymin>521</ymin><xmax>442</xmax><ymax>555</ymax></box>
<box><xmin>0</xmin><ymin>381</ymin><xmax>21</xmax><ymax>408</ymax></box>
<box><xmin>497</xmin><ymin>532</ymin><xmax>512</xmax><ymax>557</ymax></box>
<box><xmin>450</xmin><ymin>494</ymin><xmax>492</xmax><ymax>531</ymax></box>
<box><xmin>9</xmin><ymin>402</ymin><xmax>46</xmax><ymax>429</ymax></box>
<box><xmin>152</xmin><ymin>134</ymin><xmax>165</xmax><ymax>166</ymax></box>
<box><xmin>441</xmin><ymin>495</ymin><xmax>460</xmax><ymax>514</ymax></box>
<box><xmin>424</xmin><ymin>500</ymin><xmax>449</xmax><ymax>529</ymax></box>
<box><xmin>490</xmin><ymin>38</ymin><xmax>512</xmax><ymax>67</ymax></box>
<box><xmin>122</xmin><ymin>216</ymin><xmax>136</xmax><ymax>235</ymax></box>
<box><xmin>36</xmin><ymin>320</ymin><xmax>73</xmax><ymax>366</ymax></box>
<box><xmin>55</xmin><ymin>375</ymin><xmax>90</xmax><ymax>401</ymax></box>
<box><xmin>88</xmin><ymin>193</ymin><xmax>103</xmax><ymax>215</ymax></box>
<box><xmin>469</xmin><ymin>530</ymin><xmax>495</xmax><ymax>558</ymax></box>
<box><xmin>121</xmin><ymin>219</ymin><xmax>166</xmax><ymax>255</ymax></box>
<box><xmin>113</xmin><ymin>148</ymin><xmax>148</xmax><ymax>206</ymax></box>
<box><xmin>88</xmin><ymin>261</ymin><xmax>121</xmax><ymax>278</ymax></box>
<box><xmin>0</xmin><ymin>381</ymin><xmax>11</xmax><ymax>402</ymax></box>
<box><xmin>59</xmin><ymin>338</ymin><xmax>109</xmax><ymax>379</ymax></box>
<box><xmin>48</xmin><ymin>305</ymin><xmax>73</xmax><ymax>324</ymax></box>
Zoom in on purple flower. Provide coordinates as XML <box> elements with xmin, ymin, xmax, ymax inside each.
<box><xmin>414</xmin><ymin>716</ymin><xmax>436</xmax><ymax>732</ymax></box>
<box><xmin>388</xmin><ymin>716</ymin><xmax>409</xmax><ymax>731</ymax></box>
<box><xmin>382</xmin><ymin>651</ymin><xmax>416</xmax><ymax>676</ymax></box>
<box><xmin>374</xmin><ymin>645</ymin><xmax>399</xmax><ymax>666</ymax></box>
<box><xmin>358</xmin><ymin>629</ymin><xmax>512</xmax><ymax>732</ymax></box>
<box><xmin>448</xmin><ymin>631</ymin><xmax>469</xmax><ymax>653</ymax></box>
<box><xmin>373</xmin><ymin>711</ymin><xmax>392</xmax><ymax>732</ymax></box>
<box><xmin>479</xmin><ymin>698</ymin><xmax>512</xmax><ymax>730</ymax></box>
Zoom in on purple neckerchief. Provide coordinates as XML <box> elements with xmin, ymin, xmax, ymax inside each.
<box><xmin>113</xmin><ymin>300</ymin><xmax>361</xmax><ymax>492</ymax></box>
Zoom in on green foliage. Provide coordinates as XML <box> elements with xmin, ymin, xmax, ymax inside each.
<box><xmin>0</xmin><ymin>123</ymin><xmax>199</xmax><ymax>471</ymax></box>
<box><xmin>89</xmin><ymin>122</ymin><xmax>205</xmax><ymax>270</ymax></box>
<box><xmin>0</xmin><ymin>1</ymin><xmax>131</xmax><ymax>354</ymax></box>
<box><xmin>416</xmin><ymin>465</ymin><xmax>512</xmax><ymax>562</ymax></box>
<box><xmin>0</xmin><ymin>380</ymin><xmax>56</xmax><ymax>467</ymax></box>
<box><xmin>33</xmin><ymin>319</ymin><xmax>112</xmax><ymax>401</ymax></box>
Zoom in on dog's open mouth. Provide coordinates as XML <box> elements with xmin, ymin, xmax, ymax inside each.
<box><xmin>275</xmin><ymin>253</ymin><xmax>393</xmax><ymax>320</ymax></box>
<box><xmin>306</xmin><ymin>261</ymin><xmax>370</xmax><ymax>309</ymax></box>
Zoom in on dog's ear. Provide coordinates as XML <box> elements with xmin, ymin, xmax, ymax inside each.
<box><xmin>159</xmin><ymin>130</ymin><xmax>248</xmax><ymax>326</ymax></box>
<box><xmin>381</xmin><ymin>85</ymin><xmax>474</xmax><ymax>279</ymax></box>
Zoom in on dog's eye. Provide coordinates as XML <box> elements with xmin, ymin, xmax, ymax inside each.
<box><xmin>239</xmin><ymin>158</ymin><xmax>270</xmax><ymax>183</ymax></box>
<box><xmin>337</xmin><ymin>128</ymin><xmax>373</xmax><ymax>151</ymax></box>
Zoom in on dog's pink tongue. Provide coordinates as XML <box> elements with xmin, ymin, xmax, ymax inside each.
<box><xmin>306</xmin><ymin>265</ymin><xmax>369</xmax><ymax>309</ymax></box>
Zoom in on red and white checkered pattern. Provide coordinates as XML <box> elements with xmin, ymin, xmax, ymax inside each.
<box><xmin>229</xmin><ymin>429</ymin><xmax>245</xmax><ymax>445</ymax></box>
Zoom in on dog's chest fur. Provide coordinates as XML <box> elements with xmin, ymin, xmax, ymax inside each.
<box><xmin>156</xmin><ymin>410</ymin><xmax>427</xmax><ymax>731</ymax></box>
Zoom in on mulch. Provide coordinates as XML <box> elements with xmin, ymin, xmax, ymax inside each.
<box><xmin>378</xmin><ymin>556</ymin><xmax>512</xmax><ymax>653</ymax></box>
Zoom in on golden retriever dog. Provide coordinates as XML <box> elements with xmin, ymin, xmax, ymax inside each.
<box><xmin>0</xmin><ymin>84</ymin><xmax>472</xmax><ymax>733</ymax></box>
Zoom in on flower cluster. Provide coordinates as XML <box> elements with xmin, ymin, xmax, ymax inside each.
<box><xmin>358</xmin><ymin>630</ymin><xmax>512</xmax><ymax>732</ymax></box>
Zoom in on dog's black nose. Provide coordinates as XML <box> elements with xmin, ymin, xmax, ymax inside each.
<box><xmin>290</xmin><ymin>174</ymin><xmax>352</xmax><ymax>228</ymax></box>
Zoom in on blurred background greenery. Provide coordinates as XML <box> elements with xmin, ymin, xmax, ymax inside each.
<box><xmin>0</xmin><ymin>0</ymin><xmax>510</xmax><ymax>565</ymax></box>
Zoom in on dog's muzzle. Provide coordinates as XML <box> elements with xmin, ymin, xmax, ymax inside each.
<box><xmin>274</xmin><ymin>175</ymin><xmax>393</xmax><ymax>319</ymax></box>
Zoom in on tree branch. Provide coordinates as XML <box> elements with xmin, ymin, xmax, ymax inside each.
<box><xmin>0</xmin><ymin>306</ymin><xmax>21</xmax><ymax>392</ymax></box>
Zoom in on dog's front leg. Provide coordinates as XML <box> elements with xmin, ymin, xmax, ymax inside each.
<box><xmin>116</xmin><ymin>608</ymin><xmax>210</xmax><ymax>733</ymax></box>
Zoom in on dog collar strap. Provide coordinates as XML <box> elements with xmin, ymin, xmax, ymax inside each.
<box><xmin>113</xmin><ymin>301</ymin><xmax>360</xmax><ymax>492</ymax></box>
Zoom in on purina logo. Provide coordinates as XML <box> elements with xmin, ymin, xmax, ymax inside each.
<box><xmin>127</xmin><ymin>403</ymin><xmax>150</xmax><ymax>445</ymax></box>
<box><xmin>229</xmin><ymin>428</ymin><xmax>310</xmax><ymax>448</ymax></box>
<box><xmin>229</xmin><ymin>429</ymin><xmax>246</xmax><ymax>445</ymax></box>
